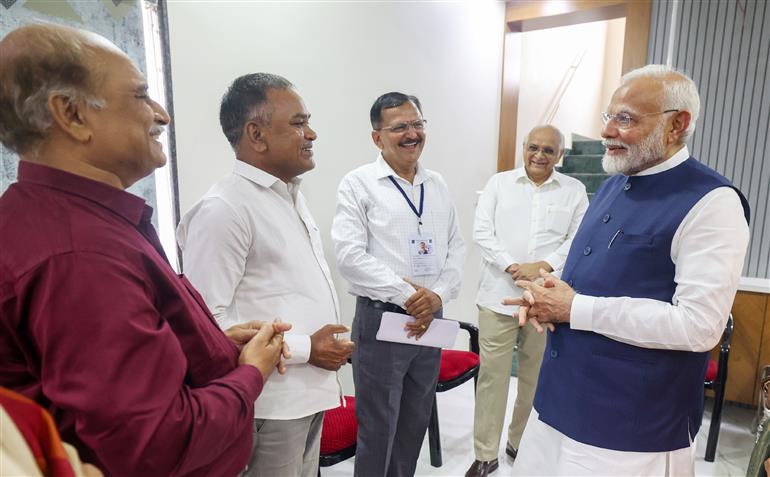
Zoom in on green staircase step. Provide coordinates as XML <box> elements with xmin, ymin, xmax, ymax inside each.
<box><xmin>559</xmin><ymin>154</ymin><xmax>605</xmax><ymax>173</ymax></box>
<box><xmin>571</xmin><ymin>140</ymin><xmax>605</xmax><ymax>155</ymax></box>
<box><xmin>567</xmin><ymin>173</ymin><xmax>609</xmax><ymax>193</ymax></box>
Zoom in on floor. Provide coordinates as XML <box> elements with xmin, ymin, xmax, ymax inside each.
<box><xmin>320</xmin><ymin>377</ymin><xmax>757</xmax><ymax>476</ymax></box>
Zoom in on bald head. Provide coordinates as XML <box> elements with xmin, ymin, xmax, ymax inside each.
<box><xmin>524</xmin><ymin>125</ymin><xmax>564</xmax><ymax>150</ymax></box>
<box><xmin>522</xmin><ymin>124</ymin><xmax>563</xmax><ymax>185</ymax></box>
<box><xmin>0</xmin><ymin>24</ymin><xmax>119</xmax><ymax>155</ymax></box>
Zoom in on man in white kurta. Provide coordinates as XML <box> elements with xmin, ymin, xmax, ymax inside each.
<box><xmin>177</xmin><ymin>73</ymin><xmax>354</xmax><ymax>477</ymax></box>
<box><xmin>467</xmin><ymin>126</ymin><xmax>588</xmax><ymax>477</ymax></box>
<box><xmin>510</xmin><ymin>66</ymin><xmax>750</xmax><ymax>476</ymax></box>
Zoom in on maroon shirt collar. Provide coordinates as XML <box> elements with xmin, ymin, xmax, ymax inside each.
<box><xmin>17</xmin><ymin>161</ymin><xmax>149</xmax><ymax>226</ymax></box>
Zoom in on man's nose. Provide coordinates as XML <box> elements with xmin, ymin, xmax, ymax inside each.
<box><xmin>305</xmin><ymin>124</ymin><xmax>317</xmax><ymax>141</ymax></box>
<box><xmin>152</xmin><ymin>100</ymin><xmax>171</xmax><ymax>125</ymax></box>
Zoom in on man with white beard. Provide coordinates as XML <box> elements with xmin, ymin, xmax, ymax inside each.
<box><xmin>507</xmin><ymin>65</ymin><xmax>751</xmax><ymax>476</ymax></box>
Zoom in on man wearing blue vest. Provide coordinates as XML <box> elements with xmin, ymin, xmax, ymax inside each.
<box><xmin>508</xmin><ymin>65</ymin><xmax>750</xmax><ymax>476</ymax></box>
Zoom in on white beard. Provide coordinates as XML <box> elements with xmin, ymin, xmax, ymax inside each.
<box><xmin>602</xmin><ymin>121</ymin><xmax>667</xmax><ymax>175</ymax></box>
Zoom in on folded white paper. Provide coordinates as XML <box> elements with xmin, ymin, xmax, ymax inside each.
<box><xmin>376</xmin><ymin>312</ymin><xmax>459</xmax><ymax>349</ymax></box>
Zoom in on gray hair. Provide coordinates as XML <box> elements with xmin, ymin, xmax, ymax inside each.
<box><xmin>219</xmin><ymin>73</ymin><xmax>294</xmax><ymax>149</ymax></box>
<box><xmin>523</xmin><ymin>124</ymin><xmax>565</xmax><ymax>150</ymax></box>
<box><xmin>0</xmin><ymin>24</ymin><xmax>106</xmax><ymax>155</ymax></box>
<box><xmin>621</xmin><ymin>64</ymin><xmax>700</xmax><ymax>141</ymax></box>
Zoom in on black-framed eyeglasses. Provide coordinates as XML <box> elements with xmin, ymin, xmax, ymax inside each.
<box><xmin>601</xmin><ymin>109</ymin><xmax>679</xmax><ymax>129</ymax></box>
<box><xmin>376</xmin><ymin>119</ymin><xmax>427</xmax><ymax>134</ymax></box>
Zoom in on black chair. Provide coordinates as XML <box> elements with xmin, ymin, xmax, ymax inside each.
<box><xmin>704</xmin><ymin>314</ymin><xmax>734</xmax><ymax>462</ymax></box>
<box><xmin>428</xmin><ymin>320</ymin><xmax>480</xmax><ymax>467</ymax></box>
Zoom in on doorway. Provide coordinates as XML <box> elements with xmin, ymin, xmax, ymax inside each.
<box><xmin>498</xmin><ymin>0</ymin><xmax>652</xmax><ymax>171</ymax></box>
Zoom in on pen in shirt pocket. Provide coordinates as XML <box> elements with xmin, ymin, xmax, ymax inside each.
<box><xmin>608</xmin><ymin>229</ymin><xmax>623</xmax><ymax>249</ymax></box>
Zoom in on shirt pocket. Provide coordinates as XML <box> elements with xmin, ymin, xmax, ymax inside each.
<box><xmin>545</xmin><ymin>205</ymin><xmax>571</xmax><ymax>235</ymax></box>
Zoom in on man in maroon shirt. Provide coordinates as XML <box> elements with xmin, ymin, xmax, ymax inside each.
<box><xmin>0</xmin><ymin>24</ymin><xmax>289</xmax><ymax>476</ymax></box>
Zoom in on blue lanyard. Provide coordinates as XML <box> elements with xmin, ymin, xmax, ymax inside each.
<box><xmin>388</xmin><ymin>176</ymin><xmax>424</xmax><ymax>226</ymax></box>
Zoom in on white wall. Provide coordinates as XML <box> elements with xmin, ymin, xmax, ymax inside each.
<box><xmin>167</xmin><ymin>2</ymin><xmax>505</xmax><ymax>388</ymax></box>
<box><xmin>514</xmin><ymin>17</ymin><xmax>625</xmax><ymax>162</ymax></box>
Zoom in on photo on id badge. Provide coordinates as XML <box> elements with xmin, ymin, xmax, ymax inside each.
<box><xmin>410</xmin><ymin>236</ymin><xmax>438</xmax><ymax>276</ymax></box>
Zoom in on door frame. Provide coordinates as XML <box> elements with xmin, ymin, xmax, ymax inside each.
<box><xmin>498</xmin><ymin>0</ymin><xmax>652</xmax><ymax>171</ymax></box>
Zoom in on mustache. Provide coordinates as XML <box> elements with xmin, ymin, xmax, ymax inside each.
<box><xmin>602</xmin><ymin>139</ymin><xmax>627</xmax><ymax>148</ymax></box>
<box><xmin>149</xmin><ymin>126</ymin><xmax>165</xmax><ymax>137</ymax></box>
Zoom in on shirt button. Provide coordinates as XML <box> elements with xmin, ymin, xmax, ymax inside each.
<box><xmin>583</xmin><ymin>246</ymin><xmax>592</xmax><ymax>256</ymax></box>
<box><xmin>550</xmin><ymin>350</ymin><xmax>558</xmax><ymax>358</ymax></box>
<box><xmin>602</xmin><ymin>214</ymin><xmax>611</xmax><ymax>223</ymax></box>
<box><xmin>568</xmin><ymin>279</ymin><xmax>574</xmax><ymax>287</ymax></box>
<box><xmin>624</xmin><ymin>183</ymin><xmax>632</xmax><ymax>191</ymax></box>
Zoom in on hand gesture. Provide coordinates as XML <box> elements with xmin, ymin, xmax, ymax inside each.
<box><xmin>225</xmin><ymin>320</ymin><xmax>265</xmax><ymax>350</ymax></box>
<box><xmin>510</xmin><ymin>261</ymin><xmax>553</xmax><ymax>281</ymax></box>
<box><xmin>403</xmin><ymin>278</ymin><xmax>442</xmax><ymax>339</ymax></box>
<box><xmin>309</xmin><ymin>324</ymin><xmax>355</xmax><ymax>371</ymax></box>
<box><xmin>239</xmin><ymin>321</ymin><xmax>292</xmax><ymax>381</ymax></box>
<box><xmin>502</xmin><ymin>269</ymin><xmax>574</xmax><ymax>333</ymax></box>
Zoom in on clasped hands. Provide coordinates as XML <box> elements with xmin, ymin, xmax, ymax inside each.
<box><xmin>227</xmin><ymin>320</ymin><xmax>292</xmax><ymax>381</ymax></box>
<box><xmin>503</xmin><ymin>268</ymin><xmax>576</xmax><ymax>334</ymax></box>
<box><xmin>403</xmin><ymin>278</ymin><xmax>442</xmax><ymax>339</ymax></box>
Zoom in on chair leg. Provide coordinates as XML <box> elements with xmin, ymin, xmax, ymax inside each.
<box><xmin>705</xmin><ymin>382</ymin><xmax>726</xmax><ymax>462</ymax></box>
<box><xmin>428</xmin><ymin>394</ymin><xmax>442</xmax><ymax>467</ymax></box>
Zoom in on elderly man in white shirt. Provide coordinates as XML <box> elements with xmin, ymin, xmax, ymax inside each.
<box><xmin>510</xmin><ymin>66</ymin><xmax>750</xmax><ymax>476</ymax></box>
<box><xmin>466</xmin><ymin>125</ymin><xmax>588</xmax><ymax>477</ymax></box>
<box><xmin>332</xmin><ymin>92</ymin><xmax>465</xmax><ymax>477</ymax></box>
<box><xmin>176</xmin><ymin>73</ymin><xmax>354</xmax><ymax>477</ymax></box>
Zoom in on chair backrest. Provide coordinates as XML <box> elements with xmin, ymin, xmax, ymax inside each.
<box><xmin>721</xmin><ymin>314</ymin><xmax>734</xmax><ymax>353</ymax></box>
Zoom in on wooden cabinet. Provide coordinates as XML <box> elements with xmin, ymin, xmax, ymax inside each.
<box><xmin>714</xmin><ymin>290</ymin><xmax>770</xmax><ymax>406</ymax></box>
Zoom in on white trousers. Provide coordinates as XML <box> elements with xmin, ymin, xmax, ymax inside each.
<box><xmin>512</xmin><ymin>410</ymin><xmax>696</xmax><ymax>476</ymax></box>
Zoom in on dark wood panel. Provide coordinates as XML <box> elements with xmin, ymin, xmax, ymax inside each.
<box><xmin>719</xmin><ymin>291</ymin><xmax>768</xmax><ymax>405</ymax></box>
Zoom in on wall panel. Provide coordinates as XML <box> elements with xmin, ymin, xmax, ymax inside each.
<box><xmin>648</xmin><ymin>0</ymin><xmax>770</xmax><ymax>279</ymax></box>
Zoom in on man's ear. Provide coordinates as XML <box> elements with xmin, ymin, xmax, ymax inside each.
<box><xmin>47</xmin><ymin>93</ymin><xmax>92</xmax><ymax>143</ymax></box>
<box><xmin>371</xmin><ymin>130</ymin><xmax>383</xmax><ymax>150</ymax></box>
<box><xmin>669</xmin><ymin>110</ymin><xmax>691</xmax><ymax>143</ymax></box>
<box><xmin>245</xmin><ymin>121</ymin><xmax>268</xmax><ymax>153</ymax></box>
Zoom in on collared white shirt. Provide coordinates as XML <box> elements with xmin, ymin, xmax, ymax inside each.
<box><xmin>332</xmin><ymin>154</ymin><xmax>465</xmax><ymax>307</ymax></box>
<box><xmin>571</xmin><ymin>145</ymin><xmax>750</xmax><ymax>352</ymax></box>
<box><xmin>474</xmin><ymin>168</ymin><xmax>588</xmax><ymax>314</ymax></box>
<box><xmin>176</xmin><ymin>160</ymin><xmax>341</xmax><ymax>420</ymax></box>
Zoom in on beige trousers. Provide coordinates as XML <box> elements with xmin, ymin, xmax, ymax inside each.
<box><xmin>472</xmin><ymin>305</ymin><xmax>546</xmax><ymax>461</ymax></box>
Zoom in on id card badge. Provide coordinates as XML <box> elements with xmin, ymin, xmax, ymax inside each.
<box><xmin>409</xmin><ymin>235</ymin><xmax>438</xmax><ymax>276</ymax></box>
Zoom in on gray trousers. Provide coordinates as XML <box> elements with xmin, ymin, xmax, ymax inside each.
<box><xmin>351</xmin><ymin>297</ymin><xmax>441</xmax><ymax>477</ymax></box>
<box><xmin>241</xmin><ymin>411</ymin><xmax>324</xmax><ymax>477</ymax></box>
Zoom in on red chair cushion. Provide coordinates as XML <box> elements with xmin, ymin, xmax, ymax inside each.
<box><xmin>320</xmin><ymin>396</ymin><xmax>357</xmax><ymax>455</ymax></box>
<box><xmin>439</xmin><ymin>350</ymin><xmax>480</xmax><ymax>382</ymax></box>
<box><xmin>705</xmin><ymin>359</ymin><xmax>718</xmax><ymax>382</ymax></box>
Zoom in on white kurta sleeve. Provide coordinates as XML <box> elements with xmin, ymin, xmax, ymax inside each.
<box><xmin>473</xmin><ymin>174</ymin><xmax>515</xmax><ymax>271</ymax></box>
<box><xmin>570</xmin><ymin>187</ymin><xmax>749</xmax><ymax>352</ymax></box>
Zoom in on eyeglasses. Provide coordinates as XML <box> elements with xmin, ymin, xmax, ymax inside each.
<box><xmin>601</xmin><ymin>109</ymin><xmax>679</xmax><ymax>129</ymax></box>
<box><xmin>525</xmin><ymin>144</ymin><xmax>559</xmax><ymax>157</ymax></box>
<box><xmin>376</xmin><ymin>119</ymin><xmax>427</xmax><ymax>134</ymax></box>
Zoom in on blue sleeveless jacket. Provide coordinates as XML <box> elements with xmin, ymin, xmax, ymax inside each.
<box><xmin>533</xmin><ymin>157</ymin><xmax>749</xmax><ymax>452</ymax></box>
